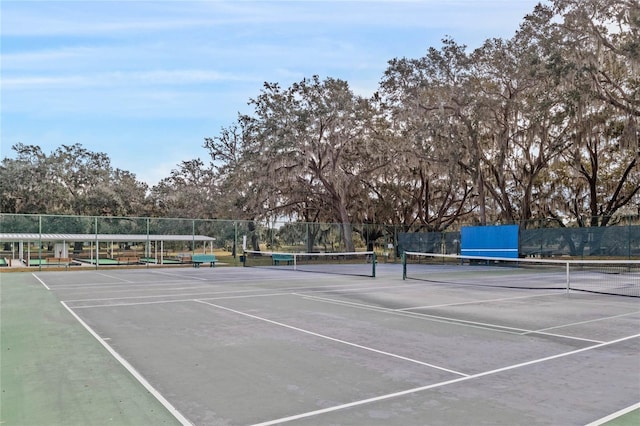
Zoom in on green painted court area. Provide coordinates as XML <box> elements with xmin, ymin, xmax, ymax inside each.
<box><xmin>0</xmin><ymin>273</ymin><xmax>179</xmax><ymax>425</ymax></box>
<box><xmin>608</xmin><ymin>410</ymin><xmax>640</xmax><ymax>426</ymax></box>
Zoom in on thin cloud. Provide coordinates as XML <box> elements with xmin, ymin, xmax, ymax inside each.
<box><xmin>31</xmin><ymin>17</ymin><xmax>234</xmax><ymax>37</ymax></box>
<box><xmin>3</xmin><ymin>70</ymin><xmax>254</xmax><ymax>90</ymax></box>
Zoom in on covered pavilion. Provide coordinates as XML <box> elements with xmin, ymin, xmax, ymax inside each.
<box><xmin>0</xmin><ymin>233</ymin><xmax>217</xmax><ymax>266</ymax></box>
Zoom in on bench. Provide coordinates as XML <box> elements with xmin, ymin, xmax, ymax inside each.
<box><xmin>272</xmin><ymin>253</ymin><xmax>294</xmax><ymax>266</ymax></box>
<box><xmin>192</xmin><ymin>254</ymin><xmax>217</xmax><ymax>268</ymax></box>
<box><xmin>117</xmin><ymin>256</ymin><xmax>140</xmax><ymax>265</ymax></box>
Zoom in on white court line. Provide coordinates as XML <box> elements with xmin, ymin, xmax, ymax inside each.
<box><xmin>396</xmin><ymin>292</ymin><xmax>565</xmax><ymax>310</ymax></box>
<box><xmin>52</xmin><ymin>282</ymin><xmax>220</xmax><ymax>295</ymax></box>
<box><xmin>525</xmin><ymin>330</ymin><xmax>604</xmax><ymax>344</ymax></box>
<box><xmin>61</xmin><ymin>280</ymin><xmax>392</xmax><ymax>303</ymax></box>
<box><xmin>585</xmin><ymin>401</ymin><xmax>640</xmax><ymax>426</ymax></box>
<box><xmin>96</xmin><ymin>272</ymin><xmax>134</xmax><ymax>283</ymax></box>
<box><xmin>150</xmin><ymin>270</ymin><xmax>209</xmax><ymax>281</ymax></box>
<box><xmin>195</xmin><ymin>299</ymin><xmax>469</xmax><ymax>377</ymax></box>
<box><xmin>299</xmin><ymin>293</ymin><xmax>537</xmax><ymax>334</ymax></box>
<box><xmin>68</xmin><ymin>285</ymin><xmax>432</xmax><ymax>309</ymax></box>
<box><xmin>68</xmin><ymin>298</ymin><xmax>200</xmax><ymax>309</ymax></box>
<box><xmin>303</xmin><ymin>281</ymin><xmax>442</xmax><ymax>295</ymax></box>
<box><xmin>49</xmin><ymin>278</ymin><xmax>219</xmax><ymax>290</ymax></box>
<box><xmin>69</xmin><ymin>292</ymin><xmax>292</xmax><ymax>309</ymax></box>
<box><xmin>60</xmin><ymin>301</ymin><xmax>193</xmax><ymax>426</ymax></box>
<box><xmin>252</xmin><ymin>333</ymin><xmax>640</xmax><ymax>426</ymax></box>
<box><xmin>295</xmin><ymin>293</ymin><xmax>396</xmax><ymax>312</ymax></box>
<box><xmin>525</xmin><ymin>311</ymin><xmax>640</xmax><ymax>335</ymax></box>
<box><xmin>50</xmin><ymin>282</ymin><xmax>165</xmax><ymax>290</ymax></box>
<box><xmin>31</xmin><ymin>273</ymin><xmax>50</xmax><ymax>290</ymax></box>
<box><xmin>63</xmin><ymin>288</ymin><xmax>276</xmax><ymax>303</ymax></box>
<box><xmin>297</xmin><ymin>294</ymin><xmax>604</xmax><ymax>344</ymax></box>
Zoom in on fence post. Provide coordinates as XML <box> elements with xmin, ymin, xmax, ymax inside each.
<box><xmin>234</xmin><ymin>221</ymin><xmax>238</xmax><ymax>265</ymax></box>
<box><xmin>146</xmin><ymin>218</ymin><xmax>150</xmax><ymax>268</ymax></box>
<box><xmin>38</xmin><ymin>215</ymin><xmax>42</xmax><ymax>271</ymax></box>
<box><xmin>628</xmin><ymin>215</ymin><xmax>632</xmax><ymax>260</ymax></box>
<box><xmin>94</xmin><ymin>216</ymin><xmax>98</xmax><ymax>270</ymax></box>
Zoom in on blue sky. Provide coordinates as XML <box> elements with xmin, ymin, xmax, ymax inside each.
<box><xmin>1</xmin><ymin>0</ymin><xmax>544</xmax><ymax>186</ymax></box>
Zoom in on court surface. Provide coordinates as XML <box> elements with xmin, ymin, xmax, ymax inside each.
<box><xmin>3</xmin><ymin>264</ymin><xmax>640</xmax><ymax>425</ymax></box>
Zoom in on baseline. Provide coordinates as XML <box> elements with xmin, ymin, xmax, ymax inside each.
<box><xmin>68</xmin><ymin>292</ymin><xmax>291</xmax><ymax>309</ymax></box>
<box><xmin>61</xmin><ymin>280</ymin><xmax>404</xmax><ymax>304</ymax></box>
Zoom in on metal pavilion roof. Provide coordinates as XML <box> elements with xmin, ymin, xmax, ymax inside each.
<box><xmin>0</xmin><ymin>233</ymin><xmax>216</xmax><ymax>242</ymax></box>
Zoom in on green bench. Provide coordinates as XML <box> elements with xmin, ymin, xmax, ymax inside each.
<box><xmin>272</xmin><ymin>253</ymin><xmax>294</xmax><ymax>266</ymax></box>
<box><xmin>192</xmin><ymin>254</ymin><xmax>217</xmax><ymax>268</ymax></box>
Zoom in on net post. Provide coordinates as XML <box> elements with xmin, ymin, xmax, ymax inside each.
<box><xmin>565</xmin><ymin>261</ymin><xmax>570</xmax><ymax>293</ymax></box>
<box><xmin>293</xmin><ymin>253</ymin><xmax>297</xmax><ymax>271</ymax></box>
<box><xmin>242</xmin><ymin>250</ymin><xmax>247</xmax><ymax>267</ymax></box>
<box><xmin>402</xmin><ymin>251</ymin><xmax>406</xmax><ymax>280</ymax></box>
<box><xmin>372</xmin><ymin>252</ymin><xmax>376</xmax><ymax>278</ymax></box>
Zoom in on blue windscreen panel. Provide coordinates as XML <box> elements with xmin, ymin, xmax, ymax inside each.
<box><xmin>461</xmin><ymin>225</ymin><xmax>519</xmax><ymax>258</ymax></box>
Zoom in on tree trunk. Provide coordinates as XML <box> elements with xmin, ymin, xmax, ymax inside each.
<box><xmin>477</xmin><ymin>173</ymin><xmax>487</xmax><ymax>225</ymax></box>
<box><xmin>337</xmin><ymin>203</ymin><xmax>355</xmax><ymax>252</ymax></box>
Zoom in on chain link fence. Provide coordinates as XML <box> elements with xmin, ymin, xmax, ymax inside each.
<box><xmin>1</xmin><ymin>213</ymin><xmax>638</xmax><ymax>264</ymax></box>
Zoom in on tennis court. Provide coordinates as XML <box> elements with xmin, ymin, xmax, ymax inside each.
<box><xmin>2</xmin><ymin>262</ymin><xmax>639</xmax><ymax>425</ymax></box>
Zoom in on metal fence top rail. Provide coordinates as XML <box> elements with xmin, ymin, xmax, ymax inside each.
<box><xmin>0</xmin><ymin>233</ymin><xmax>216</xmax><ymax>242</ymax></box>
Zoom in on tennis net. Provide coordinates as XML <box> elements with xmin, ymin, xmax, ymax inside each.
<box><xmin>243</xmin><ymin>250</ymin><xmax>376</xmax><ymax>277</ymax></box>
<box><xmin>402</xmin><ymin>252</ymin><xmax>640</xmax><ymax>297</ymax></box>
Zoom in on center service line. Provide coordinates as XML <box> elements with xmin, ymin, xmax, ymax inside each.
<box><xmin>194</xmin><ymin>299</ymin><xmax>468</xmax><ymax>377</ymax></box>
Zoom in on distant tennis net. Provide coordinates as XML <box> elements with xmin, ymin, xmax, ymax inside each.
<box><xmin>402</xmin><ymin>252</ymin><xmax>640</xmax><ymax>297</ymax></box>
<box><xmin>243</xmin><ymin>250</ymin><xmax>376</xmax><ymax>277</ymax></box>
